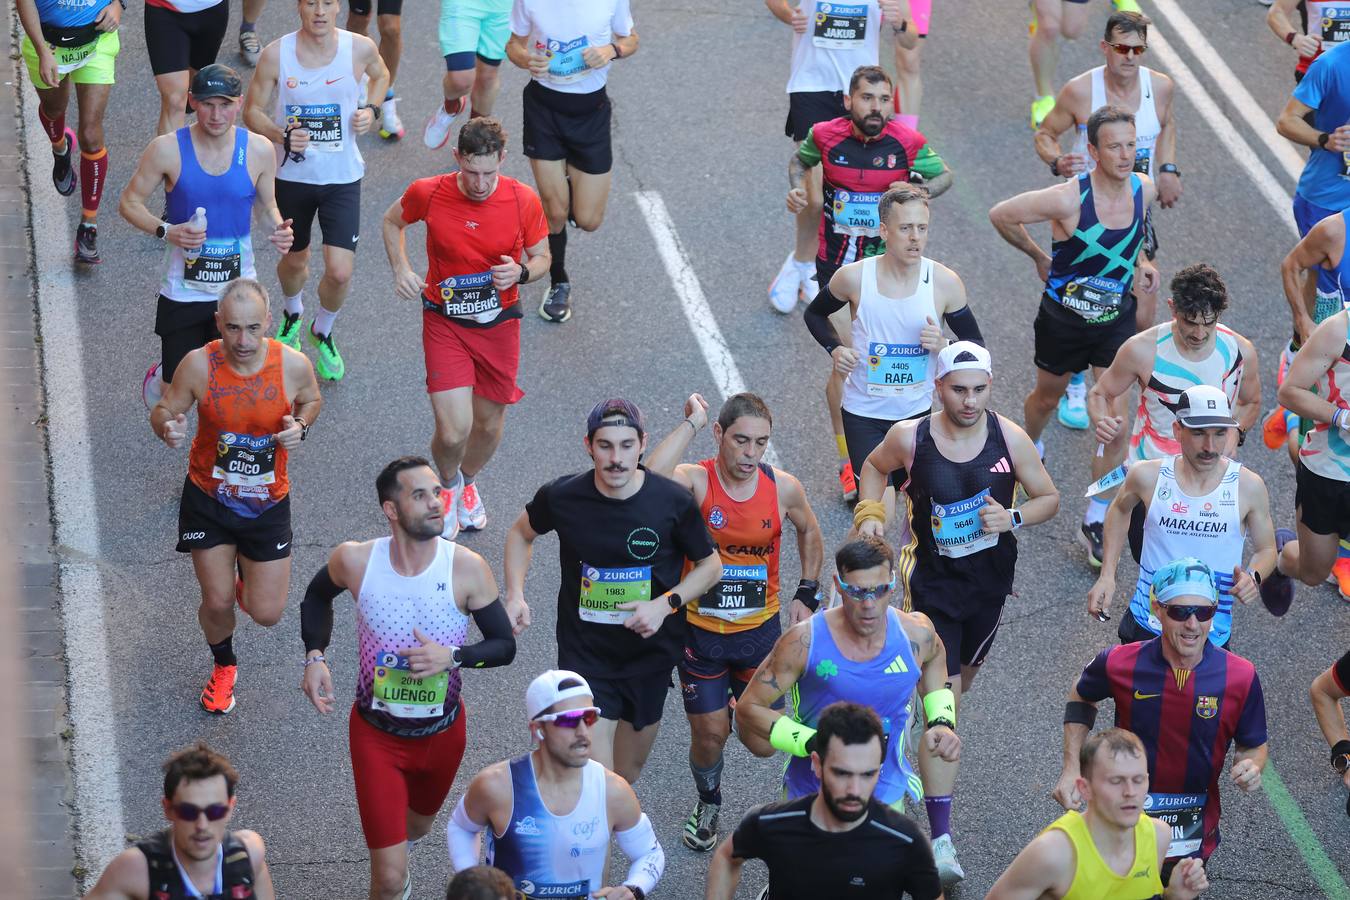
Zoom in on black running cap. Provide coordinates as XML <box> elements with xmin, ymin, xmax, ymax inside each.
<box><xmin>191</xmin><ymin>64</ymin><xmax>243</xmax><ymax>100</ymax></box>
<box><xmin>586</xmin><ymin>398</ymin><xmax>645</xmax><ymax>438</ymax></box>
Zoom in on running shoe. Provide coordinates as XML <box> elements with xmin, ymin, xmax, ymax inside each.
<box><xmin>769</xmin><ymin>253</ymin><xmax>802</xmax><ymax>314</ymax></box>
<box><xmin>540</xmin><ymin>282</ymin><xmax>573</xmax><ymax>323</ymax></box>
<box><xmin>440</xmin><ymin>485</ymin><xmax>461</xmax><ymax>541</ymax></box>
<box><xmin>1031</xmin><ymin>95</ymin><xmax>1055</xmax><ymax>129</ymax></box>
<box><xmin>423</xmin><ymin>96</ymin><xmax>466</xmax><ymax>150</ymax></box>
<box><xmin>307</xmin><ymin>324</ymin><xmax>345</xmax><ymax>381</ymax></box>
<box><xmin>931</xmin><ymin>834</ymin><xmax>965</xmax><ymax>887</ymax></box>
<box><xmin>1261</xmin><ymin>405</ymin><xmax>1291</xmax><ymax>451</ymax></box>
<box><xmin>142</xmin><ymin>362</ymin><xmax>163</xmax><ymax>410</ymax></box>
<box><xmin>379</xmin><ymin>96</ymin><xmax>405</xmax><ymax>140</ymax></box>
<box><xmin>458</xmin><ymin>481</ymin><xmax>487</xmax><ymax>532</ymax></box>
<box><xmin>755</xmin><ymin>887</ymin><xmax>768</xmax><ymax>900</ymax></box>
<box><xmin>1112</xmin><ymin>0</ymin><xmax>1142</xmax><ymax>11</ymax></box>
<box><xmin>1278</xmin><ymin>338</ymin><xmax>1296</xmax><ymax>386</ymax></box>
<box><xmin>839</xmin><ymin>459</ymin><xmax>858</xmax><ymax>504</ymax></box>
<box><xmin>799</xmin><ymin>267</ymin><xmax>819</xmax><ymax>304</ymax></box>
<box><xmin>276</xmin><ymin>311</ymin><xmax>303</xmax><ymax>350</ymax></box>
<box><xmin>1078</xmin><ymin>521</ymin><xmax>1105</xmax><ymax>569</ymax></box>
<box><xmin>681</xmin><ymin>799</ymin><xmax>720</xmax><ymax>852</ymax></box>
<box><xmin>399</xmin><ymin>870</ymin><xmax>411</xmax><ymax>900</ymax></box>
<box><xmin>1057</xmin><ymin>372</ymin><xmax>1089</xmax><ymax>430</ymax></box>
<box><xmin>1259</xmin><ymin>528</ymin><xmax>1297</xmax><ymax>617</ymax></box>
<box><xmin>52</xmin><ymin>128</ymin><xmax>76</xmax><ymax>197</ymax></box>
<box><xmin>74</xmin><ymin>222</ymin><xmax>100</xmax><ymax>264</ymax></box>
<box><xmin>200</xmin><ymin>663</ymin><xmax>238</xmax><ymax>714</ymax></box>
<box><xmin>238</xmin><ymin>28</ymin><xmax>262</xmax><ymax>67</ymax></box>
<box><xmin>1330</xmin><ymin>556</ymin><xmax>1350</xmax><ymax>602</ymax></box>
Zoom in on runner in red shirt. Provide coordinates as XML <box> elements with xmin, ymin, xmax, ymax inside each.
<box><xmin>381</xmin><ymin>117</ymin><xmax>550</xmax><ymax>539</ymax></box>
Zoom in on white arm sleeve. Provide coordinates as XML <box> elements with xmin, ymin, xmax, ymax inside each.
<box><xmin>447</xmin><ymin>796</ymin><xmax>484</xmax><ymax>872</ymax></box>
<box><xmin>615</xmin><ymin>813</ymin><xmax>664</xmax><ymax>895</ymax></box>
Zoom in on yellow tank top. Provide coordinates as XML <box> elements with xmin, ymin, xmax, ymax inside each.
<box><xmin>1044</xmin><ymin>810</ymin><xmax>1163</xmax><ymax>900</ymax></box>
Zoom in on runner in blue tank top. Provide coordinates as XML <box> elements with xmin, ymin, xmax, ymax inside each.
<box><xmin>736</xmin><ymin>535</ymin><xmax>964</xmax><ymax>886</ymax></box>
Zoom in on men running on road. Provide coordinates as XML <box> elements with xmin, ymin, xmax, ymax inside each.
<box><xmin>505</xmin><ymin>0</ymin><xmax>637</xmax><ymax>323</ymax></box>
<box><xmin>347</xmin><ymin>0</ymin><xmax>406</xmax><ymax>139</ymax></box>
<box><xmin>645</xmin><ymin>391</ymin><xmax>824</xmax><ymax>853</ymax></box>
<box><xmin>737</xmin><ymin>536</ymin><xmax>965</xmax><ymax>885</ymax></box>
<box><xmin>423</xmin><ymin>0</ymin><xmax>512</xmax><ymax>148</ymax></box>
<box><xmin>382</xmin><ymin>117</ymin><xmax>550</xmax><ymax>539</ymax></box>
<box><xmin>300</xmin><ymin>455</ymin><xmax>516</xmax><ymax>900</ymax></box>
<box><xmin>1310</xmin><ymin>650</ymin><xmax>1350</xmax><ymax>814</ymax></box>
<box><xmin>504</xmin><ymin>399</ymin><xmax>722</xmax><ymax>784</ymax></box>
<box><xmin>1088</xmin><ymin>385</ymin><xmax>1278</xmax><ymax>640</ymax></box>
<box><xmin>1059</xmin><ymin>558</ymin><xmax>1269</xmax><ymax>873</ymax></box>
<box><xmin>244</xmin><ymin>0</ymin><xmax>389</xmax><ymax>383</ymax></box>
<box><xmin>16</xmin><ymin>0</ymin><xmax>121</xmax><ymax>262</ymax></box>
<box><xmin>121</xmin><ymin>64</ymin><xmax>293</xmax><ymax>409</ymax></box>
<box><xmin>84</xmin><ymin>743</ymin><xmax>275</xmax><ymax>900</ymax></box>
<box><xmin>706</xmin><ymin>701</ymin><xmax>943</xmax><ymax>900</ymax></box>
<box><xmin>448</xmin><ymin>670</ymin><xmax>665</xmax><ymax>900</ymax></box>
<box><xmin>990</xmin><ymin>104</ymin><xmax>1157</xmax><ymax>567</ymax></box>
<box><xmin>150</xmin><ymin>279</ymin><xmax>321</xmax><ymax>714</ymax></box>
<box><xmin>1029</xmin><ymin>0</ymin><xmax>1142</xmax><ymax>127</ymax></box>
<box><xmin>987</xmin><ymin>728</ymin><xmax>1208</xmax><ymax>900</ymax></box>
<box><xmin>145</xmin><ymin>0</ymin><xmax>230</xmax><ymax>135</ymax></box>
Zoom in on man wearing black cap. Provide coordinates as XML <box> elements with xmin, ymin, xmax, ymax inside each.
<box><xmin>503</xmin><ymin>399</ymin><xmax>722</xmax><ymax>783</ymax></box>
<box><xmin>120</xmin><ymin>63</ymin><xmax>294</xmax><ymax>410</ymax></box>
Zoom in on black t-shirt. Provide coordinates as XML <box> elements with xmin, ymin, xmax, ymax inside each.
<box><xmin>731</xmin><ymin>795</ymin><xmax>942</xmax><ymax>900</ymax></box>
<box><xmin>526</xmin><ymin>467</ymin><xmax>715</xmax><ymax>678</ymax></box>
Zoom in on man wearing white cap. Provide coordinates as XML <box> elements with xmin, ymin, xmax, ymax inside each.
<box><xmin>1088</xmin><ymin>385</ymin><xmax>1280</xmax><ymax>643</ymax></box>
<box><xmin>854</xmin><ymin>340</ymin><xmax>1058</xmax><ymax>882</ymax></box>
<box><xmin>448</xmin><ymin>670</ymin><xmax>665</xmax><ymax>900</ymax></box>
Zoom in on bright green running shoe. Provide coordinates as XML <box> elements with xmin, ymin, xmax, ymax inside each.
<box><xmin>1031</xmin><ymin>94</ymin><xmax>1055</xmax><ymax>129</ymax></box>
<box><xmin>276</xmin><ymin>311</ymin><xmax>302</xmax><ymax>350</ymax></box>
<box><xmin>308</xmin><ymin>324</ymin><xmax>345</xmax><ymax>381</ymax></box>
<box><xmin>1111</xmin><ymin>0</ymin><xmax>1141</xmax><ymax>13</ymax></box>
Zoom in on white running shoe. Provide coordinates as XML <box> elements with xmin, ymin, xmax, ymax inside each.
<box><xmin>931</xmin><ymin>834</ymin><xmax>965</xmax><ymax>887</ymax></box>
<box><xmin>799</xmin><ymin>266</ymin><xmax>819</xmax><ymax>303</ymax></box>
<box><xmin>423</xmin><ymin>97</ymin><xmax>466</xmax><ymax>149</ymax></box>
<box><xmin>142</xmin><ymin>362</ymin><xmax>163</xmax><ymax>410</ymax></box>
<box><xmin>440</xmin><ymin>484</ymin><xmax>461</xmax><ymax>541</ymax></box>
<box><xmin>380</xmin><ymin>96</ymin><xmax>405</xmax><ymax>140</ymax></box>
<box><xmin>769</xmin><ymin>253</ymin><xmax>802</xmax><ymax>313</ymax></box>
<box><xmin>457</xmin><ymin>481</ymin><xmax>487</xmax><ymax>532</ymax></box>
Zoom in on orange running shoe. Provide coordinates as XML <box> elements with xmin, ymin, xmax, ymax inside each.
<box><xmin>1331</xmin><ymin>556</ymin><xmax>1350</xmax><ymax>603</ymax></box>
<box><xmin>838</xmin><ymin>460</ymin><xmax>858</xmax><ymax>504</ymax></box>
<box><xmin>1261</xmin><ymin>406</ymin><xmax>1290</xmax><ymax>451</ymax></box>
<box><xmin>200</xmin><ymin>664</ymin><xmax>238</xmax><ymax>714</ymax></box>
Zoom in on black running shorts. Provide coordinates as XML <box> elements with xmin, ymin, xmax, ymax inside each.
<box><xmin>275</xmin><ymin>178</ymin><xmax>362</xmax><ymax>254</ymax></box>
<box><xmin>521</xmin><ymin>81</ymin><xmax>613</xmax><ymax>175</ymax></box>
<box><xmin>177</xmin><ymin>478</ymin><xmax>293</xmax><ymax>562</ymax></box>
<box><xmin>145</xmin><ymin>1</ymin><xmax>229</xmax><ymax>77</ymax></box>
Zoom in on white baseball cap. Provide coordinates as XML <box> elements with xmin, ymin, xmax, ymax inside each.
<box><xmin>526</xmin><ymin>670</ymin><xmax>594</xmax><ymax>720</ymax></box>
<box><xmin>1175</xmin><ymin>385</ymin><xmax>1237</xmax><ymax>429</ymax></box>
<box><xmin>935</xmin><ymin>341</ymin><xmax>993</xmax><ymax>380</ymax></box>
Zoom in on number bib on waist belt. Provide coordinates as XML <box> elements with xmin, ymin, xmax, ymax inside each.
<box><xmin>813</xmin><ymin>2</ymin><xmax>868</xmax><ymax>48</ymax></box>
<box><xmin>427</xmin><ymin>270</ymin><xmax>501</xmax><ymax>323</ymax></box>
<box><xmin>1061</xmin><ymin>274</ymin><xmax>1126</xmax><ymax>321</ymax></box>
<box><xmin>579</xmin><ymin>563</ymin><xmax>651</xmax><ymax>624</ymax></box>
<box><xmin>372</xmin><ymin>651</ymin><xmax>450</xmax><ymax>718</ymax></box>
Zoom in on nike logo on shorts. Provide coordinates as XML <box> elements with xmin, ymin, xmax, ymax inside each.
<box><xmin>276</xmin><ymin>541</ymin><xmax>290</xmax><ymax>550</ymax></box>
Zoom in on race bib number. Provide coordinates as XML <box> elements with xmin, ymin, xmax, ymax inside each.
<box><xmin>930</xmin><ymin>488</ymin><xmax>999</xmax><ymax>558</ymax></box>
<box><xmin>50</xmin><ymin>40</ymin><xmax>97</xmax><ymax>75</ymax></box>
<box><xmin>1059</xmin><ymin>274</ymin><xmax>1125</xmax><ymax>322</ymax></box>
<box><xmin>1133</xmin><ymin>146</ymin><xmax>1152</xmax><ymax>176</ymax></box>
<box><xmin>212</xmin><ymin>432</ymin><xmax>276</xmax><ymax>490</ymax></box>
<box><xmin>184</xmin><ymin>239</ymin><xmax>243</xmax><ymax>293</ymax></box>
<box><xmin>831</xmin><ymin>189</ymin><xmax>884</xmax><ymax>238</ymax></box>
<box><xmin>866</xmin><ymin>342</ymin><xmax>928</xmax><ymax>396</ymax></box>
<box><xmin>701</xmin><ymin>564</ymin><xmax>768</xmax><ymax>621</ymax></box>
<box><xmin>1144</xmin><ymin>792</ymin><xmax>1206</xmax><ymax>858</ymax></box>
<box><xmin>371</xmin><ymin>651</ymin><xmax>449</xmax><ymax>718</ymax></box>
<box><xmin>544</xmin><ymin>36</ymin><xmax>590</xmax><ymax>84</ymax></box>
<box><xmin>514</xmin><ymin>879</ymin><xmax>589</xmax><ymax>900</ymax></box>
<box><xmin>579</xmin><ymin>563</ymin><xmax>651</xmax><ymax>624</ymax></box>
<box><xmin>813</xmin><ymin>2</ymin><xmax>868</xmax><ymax>49</ymax></box>
<box><xmin>1322</xmin><ymin>9</ymin><xmax>1350</xmax><ymax>43</ymax></box>
<box><xmin>1084</xmin><ymin>462</ymin><xmax>1128</xmax><ymax>498</ymax></box>
<box><xmin>285</xmin><ymin>103</ymin><xmax>343</xmax><ymax>151</ymax></box>
<box><xmin>435</xmin><ymin>271</ymin><xmax>501</xmax><ymax>323</ymax></box>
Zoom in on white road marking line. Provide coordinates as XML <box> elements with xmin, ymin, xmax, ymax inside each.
<box><xmin>634</xmin><ymin>190</ymin><xmax>780</xmax><ymax>466</ymax></box>
<box><xmin>17</xmin><ymin>76</ymin><xmax>126</xmax><ymax>879</ymax></box>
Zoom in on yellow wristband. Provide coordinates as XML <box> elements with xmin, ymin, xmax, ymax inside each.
<box><xmin>852</xmin><ymin>499</ymin><xmax>887</xmax><ymax>530</ymax></box>
<box><xmin>769</xmin><ymin>716</ymin><xmax>817</xmax><ymax>758</ymax></box>
<box><xmin>923</xmin><ymin>688</ymin><xmax>956</xmax><ymax>729</ymax></box>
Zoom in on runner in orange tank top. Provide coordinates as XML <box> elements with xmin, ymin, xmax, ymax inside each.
<box><xmin>151</xmin><ymin>278</ymin><xmax>321</xmax><ymax>715</ymax></box>
<box><xmin>647</xmin><ymin>391</ymin><xmax>823</xmax><ymax>854</ymax></box>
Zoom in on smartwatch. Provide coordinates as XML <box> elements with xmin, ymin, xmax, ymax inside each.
<box><xmin>295</xmin><ymin>416</ymin><xmax>310</xmax><ymax>442</ymax></box>
<box><xmin>518</xmin><ymin>262</ymin><xmax>529</xmax><ymax>285</ymax></box>
<box><xmin>624</xmin><ymin>887</ymin><xmax>645</xmax><ymax>900</ymax></box>
<box><xmin>362</xmin><ymin>102</ymin><xmax>381</xmax><ymax>121</ymax></box>
<box><xmin>1010</xmin><ymin>508</ymin><xmax>1024</xmax><ymax>531</ymax></box>
<box><xmin>1333</xmin><ymin>740</ymin><xmax>1350</xmax><ymax>774</ymax></box>
<box><xmin>666</xmin><ymin>592</ymin><xmax>683</xmax><ymax>611</ymax></box>
<box><xmin>155</xmin><ymin>221</ymin><xmax>170</xmax><ymax>241</ymax></box>
<box><xmin>1158</xmin><ymin>163</ymin><xmax>1181</xmax><ymax>177</ymax></box>
<box><xmin>1319</xmin><ymin>131</ymin><xmax>1332</xmax><ymax>149</ymax></box>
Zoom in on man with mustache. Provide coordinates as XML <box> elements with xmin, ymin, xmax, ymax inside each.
<box><xmin>1087</xmin><ymin>385</ymin><xmax>1280</xmax><ymax>645</ymax></box>
<box><xmin>504</xmin><ymin>399</ymin><xmax>722</xmax><ymax>784</ymax></box>
<box><xmin>448</xmin><ymin>671</ymin><xmax>665</xmax><ymax>900</ymax></box>
<box><xmin>706</xmin><ymin>701</ymin><xmax>942</xmax><ymax>900</ymax></box>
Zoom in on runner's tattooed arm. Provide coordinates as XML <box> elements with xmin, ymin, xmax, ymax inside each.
<box><xmin>736</xmin><ymin>622</ymin><xmax>811</xmax><ymax>757</ymax></box>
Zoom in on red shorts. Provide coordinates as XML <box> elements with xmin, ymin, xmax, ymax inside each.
<box><xmin>348</xmin><ymin>703</ymin><xmax>468</xmax><ymax>849</ymax></box>
<box><xmin>422</xmin><ymin>310</ymin><xmax>525</xmax><ymax>404</ymax></box>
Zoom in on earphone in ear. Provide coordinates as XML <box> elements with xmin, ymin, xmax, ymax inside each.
<box><xmin>534</xmin><ymin>730</ymin><xmax>544</xmax><ymax>741</ymax></box>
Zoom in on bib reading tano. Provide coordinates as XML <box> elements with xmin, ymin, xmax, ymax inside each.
<box><xmin>372</xmin><ymin>651</ymin><xmax>449</xmax><ymax>718</ymax></box>
<box><xmin>579</xmin><ymin>563</ymin><xmax>651</xmax><ymax>625</ymax></box>
<box><xmin>832</xmin><ymin>189</ymin><xmax>884</xmax><ymax>238</ymax></box>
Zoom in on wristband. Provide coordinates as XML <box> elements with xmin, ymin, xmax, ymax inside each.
<box><xmin>1333</xmin><ymin>740</ymin><xmax>1350</xmax><ymax>774</ymax></box>
<box><xmin>794</xmin><ymin>580</ymin><xmax>820</xmax><ymax>612</ymax></box>
<box><xmin>1064</xmin><ymin>700</ymin><xmax>1097</xmax><ymax>728</ymax></box>
<box><xmin>1050</xmin><ymin>156</ymin><xmax>1062</xmax><ymax>177</ymax></box>
<box><xmin>923</xmin><ymin>688</ymin><xmax>957</xmax><ymax>729</ymax></box>
<box><xmin>1285</xmin><ymin>30</ymin><xmax>1297</xmax><ymax>45</ymax></box>
<box><xmin>682</xmin><ymin>418</ymin><xmax>698</xmax><ymax>435</ymax></box>
<box><xmin>1333</xmin><ymin>408</ymin><xmax>1350</xmax><ymax>430</ymax></box>
<box><xmin>303</xmin><ymin>654</ymin><xmax>326</xmax><ymax>667</ymax></box>
<box><xmin>769</xmin><ymin>716</ymin><xmax>817</xmax><ymax>758</ymax></box>
<box><xmin>611</xmin><ymin>42</ymin><xmax>623</xmax><ymax>60</ymax></box>
<box><xmin>852</xmin><ymin>499</ymin><xmax>887</xmax><ymax>530</ymax></box>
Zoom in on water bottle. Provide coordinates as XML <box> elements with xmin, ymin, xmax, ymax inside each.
<box><xmin>1074</xmin><ymin>124</ymin><xmax>1096</xmax><ymax>174</ymax></box>
<box><xmin>184</xmin><ymin>207</ymin><xmax>207</xmax><ymax>264</ymax></box>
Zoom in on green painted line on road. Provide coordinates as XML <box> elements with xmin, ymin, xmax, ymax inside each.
<box><xmin>1263</xmin><ymin>763</ymin><xmax>1350</xmax><ymax>900</ymax></box>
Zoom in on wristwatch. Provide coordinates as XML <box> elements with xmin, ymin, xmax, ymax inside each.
<box><xmin>1010</xmin><ymin>508</ymin><xmax>1024</xmax><ymax>531</ymax></box>
<box><xmin>666</xmin><ymin>592</ymin><xmax>683</xmax><ymax>611</ymax></box>
<box><xmin>1158</xmin><ymin>163</ymin><xmax>1181</xmax><ymax>177</ymax></box>
<box><xmin>1332</xmin><ymin>740</ymin><xmax>1350</xmax><ymax>774</ymax></box>
<box><xmin>1319</xmin><ymin>131</ymin><xmax>1332</xmax><ymax>149</ymax></box>
<box><xmin>624</xmin><ymin>887</ymin><xmax>645</xmax><ymax>900</ymax></box>
<box><xmin>295</xmin><ymin>416</ymin><xmax>310</xmax><ymax>441</ymax></box>
<box><xmin>362</xmin><ymin>102</ymin><xmax>381</xmax><ymax>121</ymax></box>
<box><xmin>155</xmin><ymin>221</ymin><xmax>170</xmax><ymax>241</ymax></box>
<box><xmin>518</xmin><ymin>262</ymin><xmax>529</xmax><ymax>285</ymax></box>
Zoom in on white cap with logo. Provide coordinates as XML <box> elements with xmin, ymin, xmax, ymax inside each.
<box><xmin>935</xmin><ymin>340</ymin><xmax>993</xmax><ymax>380</ymax></box>
<box><xmin>1175</xmin><ymin>385</ymin><xmax>1238</xmax><ymax>429</ymax></box>
<box><xmin>526</xmin><ymin>670</ymin><xmax>594</xmax><ymax>720</ymax></box>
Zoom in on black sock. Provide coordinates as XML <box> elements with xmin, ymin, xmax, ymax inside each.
<box><xmin>548</xmin><ymin>230</ymin><xmax>568</xmax><ymax>285</ymax></box>
<box><xmin>209</xmin><ymin>636</ymin><xmax>237</xmax><ymax>667</ymax></box>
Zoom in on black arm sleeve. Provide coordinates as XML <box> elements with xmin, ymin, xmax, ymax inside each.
<box><xmin>943</xmin><ymin>306</ymin><xmax>984</xmax><ymax>346</ymax></box>
<box><xmin>804</xmin><ymin>284</ymin><xmax>848</xmax><ymax>353</ymax></box>
<box><xmin>300</xmin><ymin>564</ymin><xmax>344</xmax><ymax>653</ymax></box>
<box><xmin>457</xmin><ymin>599</ymin><xmax>517</xmax><ymax>669</ymax></box>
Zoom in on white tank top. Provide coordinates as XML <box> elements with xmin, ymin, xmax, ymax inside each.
<box><xmin>1090</xmin><ymin>65</ymin><xmax>1161</xmax><ymax>178</ymax></box>
<box><xmin>786</xmin><ymin>0</ymin><xmax>882</xmax><ymax>95</ymax></box>
<box><xmin>843</xmin><ymin>255</ymin><xmax>938</xmax><ymax>421</ymax></box>
<box><xmin>1309</xmin><ymin>2</ymin><xmax>1350</xmax><ymax>49</ymax></box>
<box><xmin>1129</xmin><ymin>323</ymin><xmax>1245</xmax><ymax>461</ymax></box>
<box><xmin>274</xmin><ymin>30</ymin><xmax>364</xmax><ymax>186</ymax></box>
<box><xmin>1299</xmin><ymin>311</ymin><xmax>1350</xmax><ymax>481</ymax></box>
<box><xmin>1129</xmin><ymin>457</ymin><xmax>1243</xmax><ymax>647</ymax></box>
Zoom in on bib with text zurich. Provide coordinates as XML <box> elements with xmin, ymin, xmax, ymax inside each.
<box><xmin>579</xmin><ymin>563</ymin><xmax>650</xmax><ymax>624</ymax></box>
<box><xmin>184</xmin><ymin>239</ymin><xmax>243</xmax><ymax>293</ymax></box>
<box><xmin>930</xmin><ymin>488</ymin><xmax>998</xmax><ymax>558</ymax></box>
<box><xmin>702</xmin><ymin>564</ymin><xmax>768</xmax><ymax>621</ymax></box>
<box><xmin>1324</xmin><ymin>9</ymin><xmax>1350</xmax><ymax>43</ymax></box>
<box><xmin>813</xmin><ymin>3</ymin><xmax>867</xmax><ymax>49</ymax></box>
<box><xmin>212</xmin><ymin>432</ymin><xmax>276</xmax><ymax>494</ymax></box>
<box><xmin>832</xmin><ymin>190</ymin><xmax>884</xmax><ymax>238</ymax></box>
<box><xmin>1059</xmin><ymin>274</ymin><xmax>1125</xmax><ymax>322</ymax></box>
<box><xmin>545</xmin><ymin>36</ymin><xmax>590</xmax><ymax>85</ymax></box>
<box><xmin>436</xmin><ymin>271</ymin><xmax>500</xmax><ymax>323</ymax></box>
<box><xmin>867</xmin><ymin>341</ymin><xmax>928</xmax><ymax>396</ymax></box>
<box><xmin>371</xmin><ymin>651</ymin><xmax>449</xmax><ymax>718</ymax></box>
<box><xmin>1144</xmin><ymin>791</ymin><xmax>1205</xmax><ymax>858</ymax></box>
<box><xmin>286</xmin><ymin>103</ymin><xmax>343</xmax><ymax>152</ymax></box>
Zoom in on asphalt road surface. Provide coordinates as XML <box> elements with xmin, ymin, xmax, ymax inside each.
<box><xmin>17</xmin><ymin>0</ymin><xmax>1350</xmax><ymax>897</ymax></box>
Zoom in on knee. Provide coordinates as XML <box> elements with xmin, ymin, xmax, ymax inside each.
<box><xmin>1035</xmin><ymin>16</ymin><xmax>1062</xmax><ymax>41</ymax></box>
<box><xmin>692</xmin><ymin>723</ymin><xmax>730</xmax><ymax>756</ymax></box>
<box><xmin>445</xmin><ymin>69</ymin><xmax>475</xmax><ymax>96</ymax></box>
<box><xmin>246</xmin><ymin>597</ymin><xmax>285</xmax><ymax>627</ymax></box>
<box><xmin>1027</xmin><ymin>387</ymin><xmax>1059</xmax><ymax>414</ymax></box>
<box><xmin>162</xmin><ymin>87</ymin><xmax>188</xmax><ymax>112</ymax></box>
<box><xmin>434</xmin><ymin>418</ymin><xmax>471</xmax><ymax>449</ymax></box>
<box><xmin>324</xmin><ymin>259</ymin><xmax>354</xmax><ymax>287</ymax></box>
<box><xmin>378</xmin><ymin>19</ymin><xmax>402</xmax><ymax>41</ymax></box>
<box><xmin>199</xmin><ymin>589</ymin><xmax>234</xmax><ymax>616</ymax></box>
<box><xmin>571</xmin><ymin>212</ymin><xmax>604</xmax><ymax>232</ymax></box>
<box><xmin>370</xmin><ymin>858</ymin><xmax>407</xmax><ymax>899</ymax></box>
<box><xmin>76</xmin><ymin>123</ymin><xmax>103</xmax><ymax>153</ymax></box>
<box><xmin>474</xmin><ymin>64</ymin><xmax>501</xmax><ymax>90</ymax></box>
